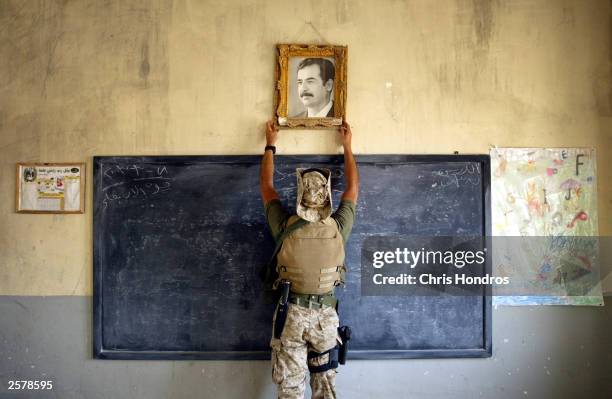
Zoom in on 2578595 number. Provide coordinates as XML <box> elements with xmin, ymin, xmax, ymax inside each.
<box><xmin>8</xmin><ymin>380</ymin><xmax>53</xmax><ymax>390</ymax></box>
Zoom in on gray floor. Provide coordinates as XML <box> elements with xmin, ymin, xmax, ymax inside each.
<box><xmin>1</xmin><ymin>296</ymin><xmax>611</xmax><ymax>399</ymax></box>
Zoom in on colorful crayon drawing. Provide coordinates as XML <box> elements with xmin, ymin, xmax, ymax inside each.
<box><xmin>490</xmin><ymin>148</ymin><xmax>603</xmax><ymax>306</ymax></box>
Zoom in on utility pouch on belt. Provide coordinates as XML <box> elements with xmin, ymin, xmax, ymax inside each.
<box><xmin>273</xmin><ymin>280</ymin><xmax>291</xmax><ymax>339</ymax></box>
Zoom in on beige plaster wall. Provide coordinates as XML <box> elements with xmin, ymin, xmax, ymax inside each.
<box><xmin>0</xmin><ymin>0</ymin><xmax>610</xmax><ymax>296</ymax></box>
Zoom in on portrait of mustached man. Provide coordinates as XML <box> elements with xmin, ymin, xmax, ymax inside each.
<box><xmin>290</xmin><ymin>58</ymin><xmax>335</xmax><ymax>118</ymax></box>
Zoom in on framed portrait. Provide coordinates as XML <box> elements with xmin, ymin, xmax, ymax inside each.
<box><xmin>274</xmin><ymin>44</ymin><xmax>347</xmax><ymax>129</ymax></box>
<box><xmin>16</xmin><ymin>162</ymin><xmax>86</xmax><ymax>213</ymax></box>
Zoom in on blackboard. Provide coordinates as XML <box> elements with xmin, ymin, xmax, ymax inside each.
<box><xmin>93</xmin><ymin>155</ymin><xmax>491</xmax><ymax>360</ymax></box>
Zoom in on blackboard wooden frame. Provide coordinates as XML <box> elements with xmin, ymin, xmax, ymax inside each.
<box><xmin>93</xmin><ymin>154</ymin><xmax>492</xmax><ymax>360</ymax></box>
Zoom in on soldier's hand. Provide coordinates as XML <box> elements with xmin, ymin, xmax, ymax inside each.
<box><xmin>339</xmin><ymin>121</ymin><xmax>352</xmax><ymax>150</ymax></box>
<box><xmin>266</xmin><ymin>120</ymin><xmax>278</xmax><ymax>146</ymax></box>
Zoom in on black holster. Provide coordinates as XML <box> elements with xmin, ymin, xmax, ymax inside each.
<box><xmin>308</xmin><ymin>347</ymin><xmax>339</xmax><ymax>373</ymax></box>
<box><xmin>338</xmin><ymin>325</ymin><xmax>351</xmax><ymax>365</ymax></box>
<box><xmin>273</xmin><ymin>280</ymin><xmax>291</xmax><ymax>339</ymax></box>
<box><xmin>307</xmin><ymin>325</ymin><xmax>352</xmax><ymax>373</ymax></box>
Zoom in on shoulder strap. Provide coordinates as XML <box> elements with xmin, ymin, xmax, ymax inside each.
<box><xmin>272</xmin><ymin>217</ymin><xmax>309</xmax><ymax>257</ymax></box>
<box><xmin>259</xmin><ymin>217</ymin><xmax>309</xmax><ymax>288</ymax></box>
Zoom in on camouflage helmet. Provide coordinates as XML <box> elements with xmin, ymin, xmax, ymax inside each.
<box><xmin>296</xmin><ymin>168</ymin><xmax>332</xmax><ymax>222</ymax></box>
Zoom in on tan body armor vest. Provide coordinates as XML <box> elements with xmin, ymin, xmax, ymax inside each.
<box><xmin>276</xmin><ymin>215</ymin><xmax>346</xmax><ymax>295</ymax></box>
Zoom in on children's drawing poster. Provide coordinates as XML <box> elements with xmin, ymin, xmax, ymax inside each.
<box><xmin>490</xmin><ymin>148</ymin><xmax>603</xmax><ymax>306</ymax></box>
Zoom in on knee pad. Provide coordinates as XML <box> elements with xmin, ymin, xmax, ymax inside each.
<box><xmin>307</xmin><ymin>346</ymin><xmax>339</xmax><ymax>373</ymax></box>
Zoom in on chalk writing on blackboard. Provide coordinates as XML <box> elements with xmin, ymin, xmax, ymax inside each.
<box><xmin>102</xmin><ymin>164</ymin><xmax>173</xmax><ymax>208</ymax></box>
<box><xmin>431</xmin><ymin>164</ymin><xmax>480</xmax><ymax>188</ymax></box>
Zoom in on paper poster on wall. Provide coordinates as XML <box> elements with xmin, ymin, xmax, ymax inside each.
<box><xmin>490</xmin><ymin>148</ymin><xmax>603</xmax><ymax>306</ymax></box>
<box><xmin>16</xmin><ymin>163</ymin><xmax>85</xmax><ymax>213</ymax></box>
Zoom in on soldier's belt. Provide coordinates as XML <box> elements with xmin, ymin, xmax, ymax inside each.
<box><xmin>289</xmin><ymin>292</ymin><xmax>337</xmax><ymax>309</ymax></box>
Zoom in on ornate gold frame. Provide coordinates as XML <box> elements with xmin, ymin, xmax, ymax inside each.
<box><xmin>274</xmin><ymin>44</ymin><xmax>347</xmax><ymax>129</ymax></box>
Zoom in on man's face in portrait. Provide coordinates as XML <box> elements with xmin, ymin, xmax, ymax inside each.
<box><xmin>297</xmin><ymin>64</ymin><xmax>333</xmax><ymax>111</ymax></box>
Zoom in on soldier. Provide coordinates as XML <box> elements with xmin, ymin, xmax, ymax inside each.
<box><xmin>260</xmin><ymin>120</ymin><xmax>359</xmax><ymax>399</ymax></box>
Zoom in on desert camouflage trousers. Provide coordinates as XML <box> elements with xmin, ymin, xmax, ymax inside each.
<box><xmin>270</xmin><ymin>303</ymin><xmax>341</xmax><ymax>399</ymax></box>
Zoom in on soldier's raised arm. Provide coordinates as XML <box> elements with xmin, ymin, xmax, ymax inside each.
<box><xmin>339</xmin><ymin>121</ymin><xmax>359</xmax><ymax>203</ymax></box>
<box><xmin>260</xmin><ymin>120</ymin><xmax>280</xmax><ymax>205</ymax></box>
